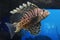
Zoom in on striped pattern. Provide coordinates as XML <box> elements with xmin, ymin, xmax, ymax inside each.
<box><xmin>10</xmin><ymin>2</ymin><xmax>49</xmax><ymax>35</ymax></box>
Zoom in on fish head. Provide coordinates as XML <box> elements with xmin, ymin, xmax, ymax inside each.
<box><xmin>37</xmin><ymin>8</ymin><xmax>50</xmax><ymax>21</ymax></box>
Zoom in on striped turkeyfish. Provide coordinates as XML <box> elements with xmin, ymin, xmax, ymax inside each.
<box><xmin>5</xmin><ymin>1</ymin><xmax>49</xmax><ymax>38</ymax></box>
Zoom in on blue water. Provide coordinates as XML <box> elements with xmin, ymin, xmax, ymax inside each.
<box><xmin>41</xmin><ymin>9</ymin><xmax>60</xmax><ymax>40</ymax></box>
<box><xmin>21</xmin><ymin>9</ymin><xmax>60</xmax><ymax>40</ymax></box>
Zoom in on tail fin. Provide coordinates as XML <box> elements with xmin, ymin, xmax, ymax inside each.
<box><xmin>5</xmin><ymin>23</ymin><xmax>16</xmax><ymax>39</ymax></box>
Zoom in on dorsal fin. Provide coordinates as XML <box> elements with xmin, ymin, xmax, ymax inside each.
<box><xmin>10</xmin><ymin>1</ymin><xmax>38</xmax><ymax>14</ymax></box>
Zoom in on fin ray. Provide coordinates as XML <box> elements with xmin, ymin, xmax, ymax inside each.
<box><xmin>28</xmin><ymin>22</ymin><xmax>41</xmax><ymax>35</ymax></box>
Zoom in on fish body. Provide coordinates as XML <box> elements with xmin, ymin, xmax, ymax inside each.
<box><xmin>6</xmin><ymin>2</ymin><xmax>49</xmax><ymax>38</ymax></box>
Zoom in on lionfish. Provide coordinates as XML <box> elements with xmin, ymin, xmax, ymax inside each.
<box><xmin>5</xmin><ymin>2</ymin><xmax>49</xmax><ymax>38</ymax></box>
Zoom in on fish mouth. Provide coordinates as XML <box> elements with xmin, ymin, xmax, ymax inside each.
<box><xmin>42</xmin><ymin>9</ymin><xmax>50</xmax><ymax>18</ymax></box>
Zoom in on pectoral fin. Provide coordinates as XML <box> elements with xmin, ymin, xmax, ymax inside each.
<box><xmin>28</xmin><ymin>22</ymin><xmax>41</xmax><ymax>35</ymax></box>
